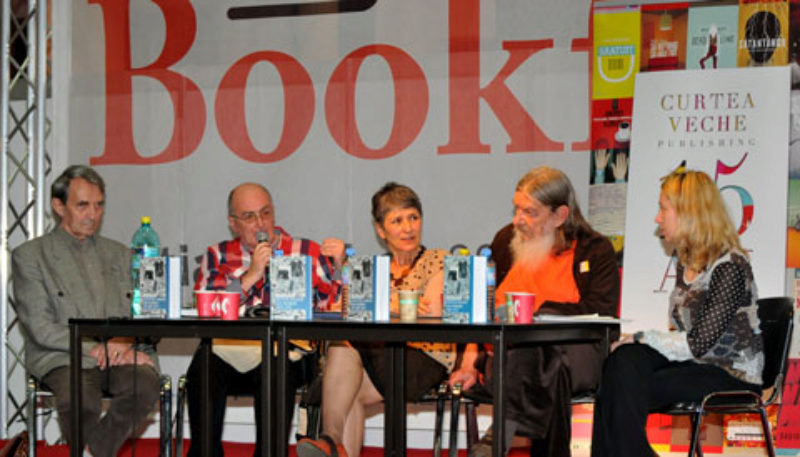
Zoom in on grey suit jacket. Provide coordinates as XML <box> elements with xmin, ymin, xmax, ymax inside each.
<box><xmin>12</xmin><ymin>227</ymin><xmax>134</xmax><ymax>379</ymax></box>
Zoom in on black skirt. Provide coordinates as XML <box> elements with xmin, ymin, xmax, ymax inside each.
<box><xmin>355</xmin><ymin>342</ymin><xmax>448</xmax><ymax>401</ymax></box>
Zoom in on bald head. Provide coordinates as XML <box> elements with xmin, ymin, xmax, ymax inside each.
<box><xmin>227</xmin><ymin>183</ymin><xmax>272</xmax><ymax>216</ymax></box>
<box><xmin>227</xmin><ymin>183</ymin><xmax>276</xmax><ymax>250</ymax></box>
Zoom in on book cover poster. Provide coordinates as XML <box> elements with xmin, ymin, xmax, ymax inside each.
<box><xmin>738</xmin><ymin>0</ymin><xmax>789</xmax><ymax>66</ymax></box>
<box><xmin>641</xmin><ymin>5</ymin><xmax>689</xmax><ymax>72</ymax></box>
<box><xmin>790</xmin><ymin>0</ymin><xmax>800</xmax><ymax>62</ymax></box>
<box><xmin>621</xmin><ymin>67</ymin><xmax>789</xmax><ymax>333</ymax></box>
<box><xmin>687</xmin><ymin>5</ymin><xmax>740</xmax><ymax>69</ymax></box>
<box><xmin>591</xmin><ymin>98</ymin><xmax>632</xmax><ymax>185</ymax></box>
<box><xmin>593</xmin><ymin>7</ymin><xmax>641</xmax><ymax>100</ymax></box>
<box><xmin>776</xmin><ymin>358</ymin><xmax>800</xmax><ymax>448</ymax></box>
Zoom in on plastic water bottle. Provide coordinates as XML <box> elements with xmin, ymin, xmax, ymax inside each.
<box><xmin>480</xmin><ymin>247</ymin><xmax>496</xmax><ymax>322</ymax></box>
<box><xmin>131</xmin><ymin>216</ymin><xmax>161</xmax><ymax>315</ymax></box>
<box><xmin>341</xmin><ymin>246</ymin><xmax>356</xmax><ymax>319</ymax></box>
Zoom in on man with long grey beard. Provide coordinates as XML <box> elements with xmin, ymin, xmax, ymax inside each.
<box><xmin>455</xmin><ymin>167</ymin><xmax>620</xmax><ymax>457</ymax></box>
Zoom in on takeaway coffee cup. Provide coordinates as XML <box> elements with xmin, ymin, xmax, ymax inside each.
<box><xmin>217</xmin><ymin>292</ymin><xmax>241</xmax><ymax>320</ymax></box>
<box><xmin>509</xmin><ymin>292</ymin><xmax>536</xmax><ymax>324</ymax></box>
<box><xmin>194</xmin><ymin>291</ymin><xmax>241</xmax><ymax>319</ymax></box>
<box><xmin>504</xmin><ymin>292</ymin><xmax>516</xmax><ymax>323</ymax></box>
<box><xmin>398</xmin><ymin>290</ymin><xmax>420</xmax><ymax>322</ymax></box>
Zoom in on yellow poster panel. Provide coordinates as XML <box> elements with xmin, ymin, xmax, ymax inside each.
<box><xmin>593</xmin><ymin>9</ymin><xmax>641</xmax><ymax>100</ymax></box>
<box><xmin>737</xmin><ymin>0</ymin><xmax>789</xmax><ymax>67</ymax></box>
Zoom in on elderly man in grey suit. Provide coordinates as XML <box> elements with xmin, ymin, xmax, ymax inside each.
<box><xmin>12</xmin><ymin>165</ymin><xmax>160</xmax><ymax>457</ymax></box>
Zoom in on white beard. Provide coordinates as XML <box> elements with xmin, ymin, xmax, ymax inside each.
<box><xmin>510</xmin><ymin>228</ymin><xmax>555</xmax><ymax>270</ymax></box>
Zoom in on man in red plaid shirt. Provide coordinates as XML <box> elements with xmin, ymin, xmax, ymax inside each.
<box><xmin>187</xmin><ymin>182</ymin><xmax>345</xmax><ymax>457</ymax></box>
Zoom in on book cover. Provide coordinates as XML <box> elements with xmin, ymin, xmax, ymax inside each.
<box><xmin>442</xmin><ymin>255</ymin><xmax>487</xmax><ymax>324</ymax></box>
<box><xmin>593</xmin><ymin>7</ymin><xmax>642</xmax><ymax>100</ymax></box>
<box><xmin>345</xmin><ymin>255</ymin><xmax>391</xmax><ymax>322</ymax></box>
<box><xmin>641</xmin><ymin>4</ymin><xmax>689</xmax><ymax>72</ymax></box>
<box><xmin>269</xmin><ymin>255</ymin><xmax>313</xmax><ymax>321</ymax></box>
<box><xmin>135</xmin><ymin>256</ymin><xmax>182</xmax><ymax>319</ymax></box>
<box><xmin>686</xmin><ymin>5</ymin><xmax>739</xmax><ymax>69</ymax></box>
<box><xmin>738</xmin><ymin>0</ymin><xmax>789</xmax><ymax>66</ymax></box>
<box><xmin>791</xmin><ymin>0</ymin><xmax>800</xmax><ymax>63</ymax></box>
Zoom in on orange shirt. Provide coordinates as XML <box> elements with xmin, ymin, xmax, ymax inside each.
<box><xmin>496</xmin><ymin>246</ymin><xmax>580</xmax><ymax>313</ymax></box>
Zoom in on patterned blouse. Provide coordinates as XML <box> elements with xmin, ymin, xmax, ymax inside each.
<box><xmin>641</xmin><ymin>251</ymin><xmax>763</xmax><ymax>385</ymax></box>
<box><xmin>392</xmin><ymin>248</ymin><xmax>456</xmax><ymax>372</ymax></box>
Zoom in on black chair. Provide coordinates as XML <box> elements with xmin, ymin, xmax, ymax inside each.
<box><xmin>445</xmin><ymin>382</ymin><xmax>597</xmax><ymax>453</ymax></box>
<box><xmin>656</xmin><ymin>296</ymin><xmax>794</xmax><ymax>457</ymax></box>
<box><xmin>27</xmin><ymin>374</ymin><xmax>173</xmax><ymax>457</ymax></box>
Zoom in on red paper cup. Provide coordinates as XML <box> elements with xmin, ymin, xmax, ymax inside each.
<box><xmin>510</xmin><ymin>292</ymin><xmax>536</xmax><ymax>324</ymax></box>
<box><xmin>217</xmin><ymin>292</ymin><xmax>241</xmax><ymax>320</ymax></box>
<box><xmin>195</xmin><ymin>291</ymin><xmax>218</xmax><ymax>317</ymax></box>
<box><xmin>195</xmin><ymin>291</ymin><xmax>241</xmax><ymax>319</ymax></box>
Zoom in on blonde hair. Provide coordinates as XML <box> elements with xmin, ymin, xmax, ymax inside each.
<box><xmin>516</xmin><ymin>167</ymin><xmax>594</xmax><ymax>254</ymax></box>
<box><xmin>660</xmin><ymin>170</ymin><xmax>745</xmax><ymax>271</ymax></box>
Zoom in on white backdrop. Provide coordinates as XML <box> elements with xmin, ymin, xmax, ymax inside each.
<box><xmin>622</xmin><ymin>67</ymin><xmax>790</xmax><ymax>333</ymax></box>
<box><xmin>53</xmin><ymin>0</ymin><xmax>593</xmax><ymax>267</ymax></box>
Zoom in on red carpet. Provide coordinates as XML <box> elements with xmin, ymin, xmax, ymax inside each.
<box><xmin>9</xmin><ymin>439</ymin><xmax>532</xmax><ymax>456</ymax></box>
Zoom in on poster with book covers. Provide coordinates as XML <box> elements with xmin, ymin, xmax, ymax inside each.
<box><xmin>687</xmin><ymin>5</ymin><xmax>740</xmax><ymax>69</ymax></box>
<box><xmin>593</xmin><ymin>7</ymin><xmax>641</xmax><ymax>100</ymax></box>
<box><xmin>641</xmin><ymin>4</ymin><xmax>689</xmax><ymax>71</ymax></box>
<box><xmin>589</xmin><ymin>97</ymin><xmax>631</xmax><ymax>248</ymax></box>
<box><xmin>737</xmin><ymin>0</ymin><xmax>789</xmax><ymax>66</ymax></box>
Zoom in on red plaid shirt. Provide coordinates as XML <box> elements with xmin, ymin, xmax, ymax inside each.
<box><xmin>194</xmin><ymin>227</ymin><xmax>339</xmax><ymax>311</ymax></box>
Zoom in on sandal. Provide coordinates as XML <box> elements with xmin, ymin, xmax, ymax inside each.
<box><xmin>297</xmin><ymin>434</ymin><xmax>348</xmax><ymax>457</ymax></box>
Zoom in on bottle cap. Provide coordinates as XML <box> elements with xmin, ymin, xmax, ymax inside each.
<box><xmin>457</xmin><ymin>248</ymin><xmax>470</xmax><ymax>256</ymax></box>
<box><xmin>274</xmin><ymin>249</ymin><xmax>284</xmax><ymax>257</ymax></box>
<box><xmin>141</xmin><ymin>216</ymin><xmax>151</xmax><ymax>224</ymax></box>
<box><xmin>479</xmin><ymin>247</ymin><xmax>492</xmax><ymax>257</ymax></box>
<box><xmin>345</xmin><ymin>247</ymin><xmax>356</xmax><ymax>257</ymax></box>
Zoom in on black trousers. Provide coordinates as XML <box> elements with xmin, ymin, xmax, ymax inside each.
<box><xmin>591</xmin><ymin>343</ymin><xmax>760</xmax><ymax>457</ymax></box>
<box><xmin>186</xmin><ymin>349</ymin><xmax>316</xmax><ymax>457</ymax></box>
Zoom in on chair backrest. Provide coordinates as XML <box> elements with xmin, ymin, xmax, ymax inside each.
<box><xmin>756</xmin><ymin>297</ymin><xmax>794</xmax><ymax>391</ymax></box>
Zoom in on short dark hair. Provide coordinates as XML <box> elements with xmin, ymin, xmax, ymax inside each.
<box><xmin>51</xmin><ymin>165</ymin><xmax>105</xmax><ymax>204</ymax></box>
<box><xmin>371</xmin><ymin>182</ymin><xmax>422</xmax><ymax>225</ymax></box>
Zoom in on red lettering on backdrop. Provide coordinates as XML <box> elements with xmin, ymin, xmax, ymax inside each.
<box><xmin>438</xmin><ymin>0</ymin><xmax>563</xmax><ymax>154</ymax></box>
<box><xmin>325</xmin><ymin>45</ymin><xmax>428</xmax><ymax>159</ymax></box>
<box><xmin>216</xmin><ymin>52</ymin><xmax>314</xmax><ymax>163</ymax></box>
<box><xmin>570</xmin><ymin>37</ymin><xmax>591</xmax><ymax>151</ymax></box>
<box><xmin>88</xmin><ymin>0</ymin><xmax>205</xmax><ymax>165</ymax></box>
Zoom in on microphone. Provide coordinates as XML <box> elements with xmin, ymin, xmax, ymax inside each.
<box><xmin>256</xmin><ymin>231</ymin><xmax>270</xmax><ymax>245</ymax></box>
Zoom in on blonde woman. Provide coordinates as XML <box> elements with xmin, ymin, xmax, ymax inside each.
<box><xmin>591</xmin><ymin>170</ymin><xmax>764</xmax><ymax>457</ymax></box>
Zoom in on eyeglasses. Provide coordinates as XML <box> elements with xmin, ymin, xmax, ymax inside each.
<box><xmin>231</xmin><ymin>207</ymin><xmax>273</xmax><ymax>224</ymax></box>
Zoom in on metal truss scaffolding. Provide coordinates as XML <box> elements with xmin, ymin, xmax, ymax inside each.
<box><xmin>1</xmin><ymin>0</ymin><xmax>52</xmax><ymax>439</ymax></box>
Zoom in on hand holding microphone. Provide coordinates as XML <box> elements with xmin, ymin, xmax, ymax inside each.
<box><xmin>241</xmin><ymin>231</ymin><xmax>273</xmax><ymax>291</ymax></box>
<box><xmin>252</xmin><ymin>230</ymin><xmax>273</xmax><ymax>269</ymax></box>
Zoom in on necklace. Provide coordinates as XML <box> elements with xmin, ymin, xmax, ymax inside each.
<box><xmin>390</xmin><ymin>245</ymin><xmax>427</xmax><ymax>287</ymax></box>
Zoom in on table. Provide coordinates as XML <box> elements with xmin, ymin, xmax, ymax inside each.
<box><xmin>69</xmin><ymin>317</ymin><xmax>617</xmax><ymax>457</ymax></box>
<box><xmin>68</xmin><ymin>318</ymin><xmax>272</xmax><ymax>457</ymax></box>
<box><xmin>272</xmin><ymin>318</ymin><xmax>618</xmax><ymax>457</ymax></box>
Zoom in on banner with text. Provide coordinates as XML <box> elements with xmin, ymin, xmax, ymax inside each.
<box><xmin>53</xmin><ymin>0</ymin><xmax>594</xmax><ymax>270</ymax></box>
<box><xmin>621</xmin><ymin>66</ymin><xmax>790</xmax><ymax>332</ymax></box>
